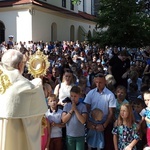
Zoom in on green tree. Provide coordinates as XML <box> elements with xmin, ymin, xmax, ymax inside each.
<box><xmin>92</xmin><ymin>0</ymin><xmax>150</xmax><ymax>48</ymax></box>
<box><xmin>72</xmin><ymin>0</ymin><xmax>81</xmax><ymax>5</ymax></box>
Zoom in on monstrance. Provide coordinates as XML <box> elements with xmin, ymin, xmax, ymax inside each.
<box><xmin>27</xmin><ymin>48</ymin><xmax>50</xmax><ymax>78</ymax></box>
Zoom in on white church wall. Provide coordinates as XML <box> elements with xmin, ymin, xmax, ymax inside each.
<box><xmin>32</xmin><ymin>9</ymin><xmax>95</xmax><ymax>42</ymax></box>
<box><xmin>0</xmin><ymin>10</ymin><xmax>17</xmax><ymax>42</ymax></box>
<box><xmin>0</xmin><ymin>9</ymin><xmax>32</xmax><ymax>43</ymax></box>
<box><xmin>0</xmin><ymin>7</ymin><xmax>96</xmax><ymax>43</ymax></box>
<box><xmin>78</xmin><ymin>0</ymin><xmax>92</xmax><ymax>14</ymax></box>
<box><xmin>16</xmin><ymin>10</ymin><xmax>32</xmax><ymax>42</ymax></box>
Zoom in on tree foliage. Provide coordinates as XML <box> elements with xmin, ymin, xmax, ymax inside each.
<box><xmin>92</xmin><ymin>0</ymin><xmax>150</xmax><ymax>48</ymax></box>
<box><xmin>72</xmin><ymin>0</ymin><xmax>81</xmax><ymax>5</ymax></box>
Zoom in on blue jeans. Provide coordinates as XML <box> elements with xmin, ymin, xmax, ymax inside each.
<box><xmin>66</xmin><ymin>135</ymin><xmax>85</xmax><ymax>150</ymax></box>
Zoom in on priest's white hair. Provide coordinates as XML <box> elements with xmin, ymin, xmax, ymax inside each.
<box><xmin>1</xmin><ymin>49</ymin><xmax>23</xmax><ymax>69</ymax></box>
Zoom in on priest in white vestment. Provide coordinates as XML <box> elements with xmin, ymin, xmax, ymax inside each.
<box><xmin>0</xmin><ymin>49</ymin><xmax>48</xmax><ymax>150</ymax></box>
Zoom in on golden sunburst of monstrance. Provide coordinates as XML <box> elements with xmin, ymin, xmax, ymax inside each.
<box><xmin>27</xmin><ymin>49</ymin><xmax>50</xmax><ymax>78</ymax></box>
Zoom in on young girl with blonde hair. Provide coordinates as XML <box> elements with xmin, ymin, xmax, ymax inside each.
<box><xmin>112</xmin><ymin>103</ymin><xmax>140</xmax><ymax>150</ymax></box>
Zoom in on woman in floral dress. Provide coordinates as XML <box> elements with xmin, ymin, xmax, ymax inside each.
<box><xmin>112</xmin><ymin>103</ymin><xmax>140</xmax><ymax>150</ymax></box>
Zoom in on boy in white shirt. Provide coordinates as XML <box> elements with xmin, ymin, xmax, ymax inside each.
<box><xmin>45</xmin><ymin>94</ymin><xmax>65</xmax><ymax>150</ymax></box>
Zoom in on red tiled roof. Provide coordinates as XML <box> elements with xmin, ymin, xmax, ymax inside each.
<box><xmin>0</xmin><ymin>0</ymin><xmax>32</xmax><ymax>7</ymax></box>
<box><xmin>78</xmin><ymin>11</ymin><xmax>96</xmax><ymax>21</ymax></box>
<box><xmin>0</xmin><ymin>0</ymin><xmax>96</xmax><ymax>21</ymax></box>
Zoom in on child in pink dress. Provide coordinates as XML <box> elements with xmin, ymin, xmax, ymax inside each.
<box><xmin>41</xmin><ymin>115</ymin><xmax>50</xmax><ymax>150</ymax></box>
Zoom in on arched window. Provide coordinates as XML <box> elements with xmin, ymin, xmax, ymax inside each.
<box><xmin>51</xmin><ymin>22</ymin><xmax>57</xmax><ymax>42</ymax></box>
<box><xmin>87</xmin><ymin>30</ymin><xmax>92</xmax><ymax>39</ymax></box>
<box><xmin>0</xmin><ymin>21</ymin><xmax>5</xmax><ymax>44</ymax></box>
<box><xmin>70</xmin><ymin>25</ymin><xmax>75</xmax><ymax>41</ymax></box>
<box><xmin>93</xmin><ymin>29</ymin><xmax>97</xmax><ymax>37</ymax></box>
<box><xmin>78</xmin><ymin>26</ymin><xmax>87</xmax><ymax>42</ymax></box>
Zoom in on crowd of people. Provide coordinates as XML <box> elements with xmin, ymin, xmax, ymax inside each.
<box><xmin>0</xmin><ymin>37</ymin><xmax>150</xmax><ymax>150</ymax></box>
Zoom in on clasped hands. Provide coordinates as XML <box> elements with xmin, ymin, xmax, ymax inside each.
<box><xmin>71</xmin><ymin>100</ymin><xmax>77</xmax><ymax>112</ymax></box>
<box><xmin>87</xmin><ymin>121</ymin><xmax>105</xmax><ymax>131</ymax></box>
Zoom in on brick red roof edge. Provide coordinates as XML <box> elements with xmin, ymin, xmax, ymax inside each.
<box><xmin>0</xmin><ymin>0</ymin><xmax>96</xmax><ymax>21</ymax></box>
